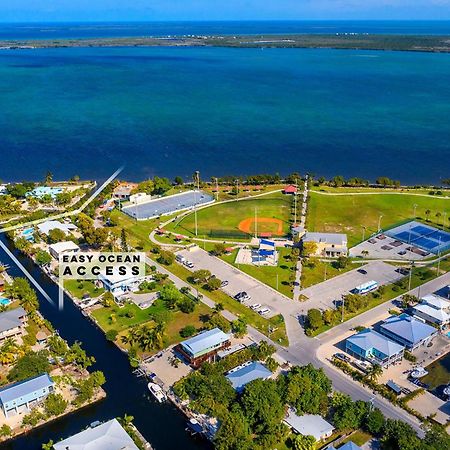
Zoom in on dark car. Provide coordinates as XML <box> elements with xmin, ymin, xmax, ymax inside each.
<box><xmin>357</xmin><ymin>269</ymin><xmax>368</xmax><ymax>275</ymax></box>
<box><xmin>334</xmin><ymin>353</ymin><xmax>350</xmax><ymax>363</ymax></box>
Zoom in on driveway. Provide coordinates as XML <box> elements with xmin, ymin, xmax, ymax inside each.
<box><xmin>299</xmin><ymin>261</ymin><xmax>403</xmax><ymax>311</ymax></box>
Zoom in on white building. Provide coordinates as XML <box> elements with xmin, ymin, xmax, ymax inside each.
<box><xmin>37</xmin><ymin>220</ymin><xmax>77</xmax><ymax>236</ymax></box>
<box><xmin>412</xmin><ymin>294</ymin><xmax>450</xmax><ymax>329</ymax></box>
<box><xmin>284</xmin><ymin>409</ymin><xmax>334</xmax><ymax>441</ymax></box>
<box><xmin>302</xmin><ymin>232</ymin><xmax>348</xmax><ymax>257</ymax></box>
<box><xmin>98</xmin><ymin>267</ymin><xmax>140</xmax><ymax>296</ymax></box>
<box><xmin>48</xmin><ymin>241</ymin><xmax>80</xmax><ymax>260</ymax></box>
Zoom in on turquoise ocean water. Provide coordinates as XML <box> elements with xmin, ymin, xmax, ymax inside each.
<box><xmin>0</xmin><ymin>46</ymin><xmax>449</xmax><ymax>183</ymax></box>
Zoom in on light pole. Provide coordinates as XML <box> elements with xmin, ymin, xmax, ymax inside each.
<box><xmin>377</xmin><ymin>214</ymin><xmax>383</xmax><ymax>233</ymax></box>
<box><xmin>408</xmin><ymin>261</ymin><xmax>415</xmax><ymax>291</ymax></box>
<box><xmin>341</xmin><ymin>295</ymin><xmax>345</xmax><ymax>322</ymax></box>
<box><xmin>362</xmin><ymin>226</ymin><xmax>366</xmax><ymax>242</ymax></box>
<box><xmin>413</xmin><ymin>204</ymin><xmax>418</xmax><ymax>219</ymax></box>
<box><xmin>194</xmin><ymin>171</ymin><xmax>199</xmax><ymax>236</ymax></box>
<box><xmin>214</xmin><ymin>177</ymin><xmax>219</xmax><ymax>202</ymax></box>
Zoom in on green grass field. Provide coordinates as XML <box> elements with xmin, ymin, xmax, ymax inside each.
<box><xmin>64</xmin><ymin>280</ymin><xmax>104</xmax><ymax>299</ymax></box>
<box><xmin>168</xmin><ymin>192</ymin><xmax>292</xmax><ymax>239</ymax></box>
<box><xmin>307</xmin><ymin>191</ymin><xmax>450</xmax><ymax>247</ymax></box>
<box><xmin>221</xmin><ymin>247</ymin><xmax>296</xmax><ymax>298</ymax></box>
<box><xmin>301</xmin><ymin>259</ymin><xmax>353</xmax><ymax>289</ymax></box>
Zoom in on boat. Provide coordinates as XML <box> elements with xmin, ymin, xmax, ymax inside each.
<box><xmin>147</xmin><ymin>382</ymin><xmax>167</xmax><ymax>403</ymax></box>
<box><xmin>410</xmin><ymin>367</ymin><xmax>428</xmax><ymax>378</ymax></box>
<box><xmin>443</xmin><ymin>385</ymin><xmax>450</xmax><ymax>397</ymax></box>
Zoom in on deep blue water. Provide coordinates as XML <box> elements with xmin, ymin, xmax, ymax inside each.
<box><xmin>0</xmin><ymin>46</ymin><xmax>450</xmax><ymax>184</ymax></box>
<box><xmin>1</xmin><ymin>20</ymin><xmax>450</xmax><ymax>40</ymax></box>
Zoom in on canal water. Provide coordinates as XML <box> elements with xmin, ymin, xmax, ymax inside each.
<box><xmin>0</xmin><ymin>235</ymin><xmax>210</xmax><ymax>450</ymax></box>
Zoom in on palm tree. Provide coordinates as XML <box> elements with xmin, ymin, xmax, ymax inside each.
<box><xmin>366</xmin><ymin>363</ymin><xmax>383</xmax><ymax>382</ymax></box>
<box><xmin>0</xmin><ymin>338</ymin><xmax>19</xmax><ymax>365</ymax></box>
<box><xmin>152</xmin><ymin>322</ymin><xmax>165</xmax><ymax>349</ymax></box>
<box><xmin>435</xmin><ymin>212</ymin><xmax>442</xmax><ymax>226</ymax></box>
<box><xmin>425</xmin><ymin>209</ymin><xmax>431</xmax><ymax>222</ymax></box>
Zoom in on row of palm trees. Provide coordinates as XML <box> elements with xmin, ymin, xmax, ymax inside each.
<box><xmin>121</xmin><ymin>322</ymin><xmax>166</xmax><ymax>352</ymax></box>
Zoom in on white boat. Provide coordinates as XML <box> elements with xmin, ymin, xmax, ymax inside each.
<box><xmin>443</xmin><ymin>385</ymin><xmax>450</xmax><ymax>397</ymax></box>
<box><xmin>148</xmin><ymin>382</ymin><xmax>167</xmax><ymax>403</ymax></box>
<box><xmin>410</xmin><ymin>367</ymin><xmax>428</xmax><ymax>379</ymax></box>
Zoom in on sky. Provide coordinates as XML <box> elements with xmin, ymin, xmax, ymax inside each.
<box><xmin>1</xmin><ymin>0</ymin><xmax>450</xmax><ymax>22</ymax></box>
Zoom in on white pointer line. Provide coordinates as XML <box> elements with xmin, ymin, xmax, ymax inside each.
<box><xmin>0</xmin><ymin>239</ymin><xmax>56</xmax><ymax>307</ymax></box>
<box><xmin>0</xmin><ymin>166</ymin><xmax>124</xmax><ymax>235</ymax></box>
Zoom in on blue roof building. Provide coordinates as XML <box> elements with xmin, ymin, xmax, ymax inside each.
<box><xmin>328</xmin><ymin>442</ymin><xmax>362</xmax><ymax>450</ymax></box>
<box><xmin>226</xmin><ymin>361</ymin><xmax>272</xmax><ymax>392</ymax></box>
<box><xmin>379</xmin><ymin>313</ymin><xmax>437</xmax><ymax>350</ymax></box>
<box><xmin>178</xmin><ymin>328</ymin><xmax>230</xmax><ymax>367</ymax></box>
<box><xmin>0</xmin><ymin>373</ymin><xmax>54</xmax><ymax>418</ymax></box>
<box><xmin>346</xmin><ymin>329</ymin><xmax>404</xmax><ymax>367</ymax></box>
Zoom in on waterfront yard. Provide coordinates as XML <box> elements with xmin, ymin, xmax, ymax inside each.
<box><xmin>307</xmin><ymin>191</ymin><xmax>450</xmax><ymax>247</ymax></box>
<box><xmin>168</xmin><ymin>192</ymin><xmax>292</xmax><ymax>239</ymax></box>
<box><xmin>64</xmin><ymin>280</ymin><xmax>104</xmax><ymax>299</ymax></box>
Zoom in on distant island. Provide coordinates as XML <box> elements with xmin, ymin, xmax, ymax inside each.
<box><xmin>2</xmin><ymin>33</ymin><xmax>450</xmax><ymax>52</ymax></box>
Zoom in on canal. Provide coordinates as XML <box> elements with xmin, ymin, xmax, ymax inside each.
<box><xmin>0</xmin><ymin>235</ymin><xmax>210</xmax><ymax>450</ymax></box>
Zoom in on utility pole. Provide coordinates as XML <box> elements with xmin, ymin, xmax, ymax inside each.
<box><xmin>215</xmin><ymin>177</ymin><xmax>219</xmax><ymax>202</ymax></box>
<box><xmin>341</xmin><ymin>295</ymin><xmax>345</xmax><ymax>322</ymax></box>
<box><xmin>324</xmin><ymin>263</ymin><xmax>327</xmax><ymax>281</ymax></box>
<box><xmin>408</xmin><ymin>261</ymin><xmax>414</xmax><ymax>291</ymax></box>
<box><xmin>377</xmin><ymin>214</ymin><xmax>383</xmax><ymax>233</ymax></box>
<box><xmin>362</xmin><ymin>226</ymin><xmax>366</xmax><ymax>242</ymax></box>
<box><xmin>413</xmin><ymin>204</ymin><xmax>418</xmax><ymax>218</ymax></box>
<box><xmin>254</xmin><ymin>207</ymin><xmax>258</xmax><ymax>239</ymax></box>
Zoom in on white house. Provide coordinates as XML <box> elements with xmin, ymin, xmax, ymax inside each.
<box><xmin>284</xmin><ymin>409</ymin><xmax>334</xmax><ymax>441</ymax></box>
<box><xmin>412</xmin><ymin>294</ymin><xmax>450</xmax><ymax>329</ymax></box>
<box><xmin>98</xmin><ymin>267</ymin><xmax>140</xmax><ymax>296</ymax></box>
<box><xmin>48</xmin><ymin>241</ymin><xmax>80</xmax><ymax>260</ymax></box>
<box><xmin>37</xmin><ymin>220</ymin><xmax>77</xmax><ymax>237</ymax></box>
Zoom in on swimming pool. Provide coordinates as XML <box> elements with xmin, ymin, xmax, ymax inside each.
<box><xmin>0</xmin><ymin>297</ymin><xmax>11</xmax><ymax>306</ymax></box>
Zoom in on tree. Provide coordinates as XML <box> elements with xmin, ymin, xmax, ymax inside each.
<box><xmin>152</xmin><ymin>176</ymin><xmax>171</xmax><ymax>195</ymax></box>
<box><xmin>66</xmin><ymin>342</ymin><xmax>95</xmax><ymax>369</ymax></box>
<box><xmin>44</xmin><ymin>171</ymin><xmax>53</xmax><ymax>184</ymax></box>
<box><xmin>291</xmin><ymin>434</ymin><xmax>316</xmax><ymax>450</ymax></box>
<box><xmin>214</xmin><ymin>406</ymin><xmax>252</xmax><ymax>450</ymax></box>
<box><xmin>180</xmin><ymin>325</ymin><xmax>196</xmax><ymax>338</ymax></box>
<box><xmin>211</xmin><ymin>243</ymin><xmax>227</xmax><ymax>256</ymax></box>
<box><xmin>8</xmin><ymin>350</ymin><xmax>51</xmax><ymax>381</ymax></box>
<box><xmin>206</xmin><ymin>277</ymin><xmax>222</xmax><ymax>291</ymax></box>
<box><xmin>42</xmin><ymin>440</ymin><xmax>54</xmax><ymax>450</ymax></box>
<box><xmin>157</xmin><ymin>250</ymin><xmax>175</xmax><ymax>265</ymax></box>
<box><xmin>365</xmin><ymin>408</ymin><xmax>385</xmax><ymax>434</ymax></box>
<box><xmin>306</xmin><ymin>309</ymin><xmax>323</xmax><ymax>331</ymax></box>
<box><xmin>0</xmin><ymin>338</ymin><xmax>20</xmax><ymax>365</ymax></box>
<box><xmin>366</xmin><ymin>363</ymin><xmax>383</xmax><ymax>382</ymax></box>
<box><xmin>174</xmin><ymin>176</ymin><xmax>184</xmax><ymax>185</ymax></box>
<box><xmin>302</xmin><ymin>241</ymin><xmax>318</xmax><ymax>257</ymax></box>
<box><xmin>159</xmin><ymin>284</ymin><xmax>183</xmax><ymax>309</ymax></box>
<box><xmin>35</xmin><ymin>250</ymin><xmax>52</xmax><ymax>266</ymax></box>
<box><xmin>336</xmin><ymin>256</ymin><xmax>348</xmax><ymax>269</ymax></box>
<box><xmin>0</xmin><ymin>424</ymin><xmax>12</xmax><ymax>437</ymax></box>
<box><xmin>425</xmin><ymin>209</ymin><xmax>431</xmax><ymax>222</ymax></box>
<box><xmin>106</xmin><ymin>329</ymin><xmax>118</xmax><ymax>341</ymax></box>
<box><xmin>178</xmin><ymin>296</ymin><xmax>196</xmax><ymax>314</ymax></box>
<box><xmin>44</xmin><ymin>393</ymin><xmax>67</xmax><ymax>417</ymax></box>
<box><xmin>120</xmin><ymin>228</ymin><xmax>128</xmax><ymax>251</ymax></box>
<box><xmin>90</xmin><ymin>370</ymin><xmax>106</xmax><ymax>388</ymax></box>
<box><xmin>206</xmin><ymin>313</ymin><xmax>231</xmax><ymax>333</ymax></box>
<box><xmin>231</xmin><ymin>318</ymin><xmax>247</xmax><ymax>338</ymax></box>
<box><xmin>47</xmin><ymin>335</ymin><xmax>68</xmax><ymax>356</ymax></box>
<box><xmin>48</xmin><ymin>228</ymin><xmax>66</xmax><ymax>244</ymax></box>
<box><xmin>381</xmin><ymin>419</ymin><xmax>421</xmax><ymax>450</ymax></box>
<box><xmin>331</xmin><ymin>175</ymin><xmax>345</xmax><ymax>187</ymax></box>
<box><xmin>55</xmin><ymin>192</ymin><xmax>72</xmax><ymax>205</ymax></box>
<box><xmin>102</xmin><ymin>291</ymin><xmax>116</xmax><ymax>307</ymax></box>
<box><xmin>192</xmin><ymin>269</ymin><xmax>212</xmax><ymax>284</ymax></box>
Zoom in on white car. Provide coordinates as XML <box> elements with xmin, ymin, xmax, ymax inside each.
<box><xmin>250</xmin><ymin>303</ymin><xmax>261</xmax><ymax>310</ymax></box>
<box><xmin>184</xmin><ymin>261</ymin><xmax>194</xmax><ymax>269</ymax></box>
<box><xmin>258</xmin><ymin>308</ymin><xmax>271</xmax><ymax>316</ymax></box>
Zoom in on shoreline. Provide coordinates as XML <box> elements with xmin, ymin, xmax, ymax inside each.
<box><xmin>1</xmin><ymin>34</ymin><xmax>450</xmax><ymax>53</ymax></box>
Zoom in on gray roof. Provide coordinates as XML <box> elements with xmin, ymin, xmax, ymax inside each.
<box><xmin>380</xmin><ymin>314</ymin><xmax>436</xmax><ymax>346</ymax></box>
<box><xmin>284</xmin><ymin>410</ymin><xmax>334</xmax><ymax>440</ymax></box>
<box><xmin>0</xmin><ymin>373</ymin><xmax>53</xmax><ymax>404</ymax></box>
<box><xmin>226</xmin><ymin>362</ymin><xmax>272</xmax><ymax>392</ymax></box>
<box><xmin>37</xmin><ymin>220</ymin><xmax>77</xmax><ymax>236</ymax></box>
<box><xmin>0</xmin><ymin>307</ymin><xmax>26</xmax><ymax>333</ymax></box>
<box><xmin>421</xmin><ymin>294</ymin><xmax>450</xmax><ymax>310</ymax></box>
<box><xmin>347</xmin><ymin>329</ymin><xmax>404</xmax><ymax>357</ymax></box>
<box><xmin>181</xmin><ymin>328</ymin><xmax>229</xmax><ymax>356</ymax></box>
<box><xmin>303</xmin><ymin>232</ymin><xmax>347</xmax><ymax>246</ymax></box>
<box><xmin>413</xmin><ymin>304</ymin><xmax>449</xmax><ymax>323</ymax></box>
<box><xmin>53</xmin><ymin>419</ymin><xmax>138</xmax><ymax>450</ymax></box>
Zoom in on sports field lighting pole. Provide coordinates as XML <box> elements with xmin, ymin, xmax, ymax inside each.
<box><xmin>377</xmin><ymin>215</ymin><xmax>383</xmax><ymax>233</ymax></box>
<box><xmin>214</xmin><ymin>177</ymin><xmax>219</xmax><ymax>202</ymax></box>
<box><xmin>436</xmin><ymin>236</ymin><xmax>442</xmax><ymax>277</ymax></box>
<box><xmin>413</xmin><ymin>204</ymin><xmax>418</xmax><ymax>219</ymax></box>
<box><xmin>408</xmin><ymin>261</ymin><xmax>415</xmax><ymax>291</ymax></box>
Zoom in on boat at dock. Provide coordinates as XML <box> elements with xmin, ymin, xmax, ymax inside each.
<box><xmin>148</xmin><ymin>382</ymin><xmax>167</xmax><ymax>403</ymax></box>
<box><xmin>410</xmin><ymin>367</ymin><xmax>428</xmax><ymax>378</ymax></box>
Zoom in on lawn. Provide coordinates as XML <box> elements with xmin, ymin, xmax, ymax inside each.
<box><xmin>64</xmin><ymin>280</ymin><xmax>104</xmax><ymax>299</ymax></box>
<box><xmin>301</xmin><ymin>259</ymin><xmax>353</xmax><ymax>289</ymax></box>
<box><xmin>307</xmin><ymin>191</ymin><xmax>450</xmax><ymax>247</ymax></box>
<box><xmin>221</xmin><ymin>247</ymin><xmax>296</xmax><ymax>298</ymax></box>
<box><xmin>338</xmin><ymin>430</ymin><xmax>372</xmax><ymax>447</ymax></box>
<box><xmin>156</xmin><ymin>258</ymin><xmax>289</xmax><ymax>346</ymax></box>
<box><xmin>168</xmin><ymin>192</ymin><xmax>293</xmax><ymax>239</ymax></box>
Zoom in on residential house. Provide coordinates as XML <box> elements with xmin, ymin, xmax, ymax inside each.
<box><xmin>0</xmin><ymin>373</ymin><xmax>54</xmax><ymax>418</ymax></box>
<box><xmin>283</xmin><ymin>185</ymin><xmax>298</xmax><ymax>195</ymax></box>
<box><xmin>98</xmin><ymin>267</ymin><xmax>140</xmax><ymax>297</ymax></box>
<box><xmin>284</xmin><ymin>408</ymin><xmax>334</xmax><ymax>441</ymax></box>
<box><xmin>48</xmin><ymin>241</ymin><xmax>80</xmax><ymax>260</ymax></box>
<box><xmin>0</xmin><ymin>307</ymin><xmax>27</xmax><ymax>342</ymax></box>
<box><xmin>302</xmin><ymin>232</ymin><xmax>348</xmax><ymax>257</ymax></box>
<box><xmin>53</xmin><ymin>418</ymin><xmax>139</xmax><ymax>450</ymax></box>
<box><xmin>176</xmin><ymin>328</ymin><xmax>230</xmax><ymax>368</ymax></box>
<box><xmin>378</xmin><ymin>313</ymin><xmax>437</xmax><ymax>350</ymax></box>
<box><xmin>37</xmin><ymin>220</ymin><xmax>77</xmax><ymax>237</ymax></box>
<box><xmin>412</xmin><ymin>294</ymin><xmax>450</xmax><ymax>329</ymax></box>
<box><xmin>226</xmin><ymin>361</ymin><xmax>272</xmax><ymax>393</ymax></box>
<box><xmin>112</xmin><ymin>183</ymin><xmax>138</xmax><ymax>201</ymax></box>
<box><xmin>346</xmin><ymin>329</ymin><xmax>404</xmax><ymax>367</ymax></box>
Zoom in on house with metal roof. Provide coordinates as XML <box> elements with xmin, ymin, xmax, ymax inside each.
<box><xmin>48</xmin><ymin>241</ymin><xmax>80</xmax><ymax>260</ymax></box>
<box><xmin>53</xmin><ymin>418</ymin><xmax>139</xmax><ymax>450</ymax></box>
<box><xmin>98</xmin><ymin>267</ymin><xmax>141</xmax><ymax>297</ymax></box>
<box><xmin>0</xmin><ymin>307</ymin><xmax>27</xmax><ymax>342</ymax></box>
<box><xmin>284</xmin><ymin>409</ymin><xmax>334</xmax><ymax>441</ymax></box>
<box><xmin>0</xmin><ymin>373</ymin><xmax>54</xmax><ymax>418</ymax></box>
<box><xmin>421</xmin><ymin>294</ymin><xmax>450</xmax><ymax>312</ymax></box>
<box><xmin>302</xmin><ymin>232</ymin><xmax>348</xmax><ymax>257</ymax></box>
<box><xmin>177</xmin><ymin>328</ymin><xmax>230</xmax><ymax>368</ymax></box>
<box><xmin>37</xmin><ymin>220</ymin><xmax>77</xmax><ymax>237</ymax></box>
<box><xmin>226</xmin><ymin>361</ymin><xmax>272</xmax><ymax>393</ymax></box>
<box><xmin>412</xmin><ymin>298</ymin><xmax>449</xmax><ymax>329</ymax></box>
<box><xmin>379</xmin><ymin>313</ymin><xmax>437</xmax><ymax>350</ymax></box>
<box><xmin>346</xmin><ymin>329</ymin><xmax>404</xmax><ymax>367</ymax></box>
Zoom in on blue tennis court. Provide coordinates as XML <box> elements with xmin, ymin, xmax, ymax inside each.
<box><xmin>387</xmin><ymin>221</ymin><xmax>450</xmax><ymax>254</ymax></box>
<box><xmin>122</xmin><ymin>190</ymin><xmax>214</xmax><ymax>220</ymax></box>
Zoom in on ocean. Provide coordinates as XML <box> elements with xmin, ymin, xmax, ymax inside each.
<box><xmin>0</xmin><ymin>44</ymin><xmax>449</xmax><ymax>184</ymax></box>
<box><xmin>2</xmin><ymin>20</ymin><xmax>450</xmax><ymax>40</ymax></box>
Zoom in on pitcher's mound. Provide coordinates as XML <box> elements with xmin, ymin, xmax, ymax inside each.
<box><xmin>238</xmin><ymin>217</ymin><xmax>284</xmax><ymax>235</ymax></box>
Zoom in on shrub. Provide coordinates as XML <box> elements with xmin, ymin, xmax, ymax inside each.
<box><xmin>180</xmin><ymin>325</ymin><xmax>197</xmax><ymax>338</ymax></box>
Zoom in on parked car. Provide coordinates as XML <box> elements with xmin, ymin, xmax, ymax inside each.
<box><xmin>258</xmin><ymin>308</ymin><xmax>271</xmax><ymax>316</ymax></box>
<box><xmin>176</xmin><ymin>254</ymin><xmax>186</xmax><ymax>263</ymax></box>
<box><xmin>184</xmin><ymin>261</ymin><xmax>194</xmax><ymax>269</ymax></box>
<box><xmin>235</xmin><ymin>291</ymin><xmax>250</xmax><ymax>302</ymax></box>
<box><xmin>333</xmin><ymin>353</ymin><xmax>350</xmax><ymax>363</ymax></box>
<box><xmin>220</xmin><ymin>280</ymin><xmax>229</xmax><ymax>288</ymax></box>
<box><xmin>357</xmin><ymin>268</ymin><xmax>368</xmax><ymax>275</ymax></box>
<box><xmin>250</xmin><ymin>303</ymin><xmax>262</xmax><ymax>310</ymax></box>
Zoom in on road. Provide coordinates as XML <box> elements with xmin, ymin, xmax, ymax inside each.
<box><xmin>146</xmin><ymin>254</ymin><xmax>443</xmax><ymax>437</ymax></box>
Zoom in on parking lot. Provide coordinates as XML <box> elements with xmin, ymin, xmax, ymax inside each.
<box><xmin>299</xmin><ymin>261</ymin><xmax>403</xmax><ymax>311</ymax></box>
<box><xmin>175</xmin><ymin>247</ymin><xmax>293</xmax><ymax>318</ymax></box>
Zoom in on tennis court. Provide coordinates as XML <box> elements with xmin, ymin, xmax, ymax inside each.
<box><xmin>386</xmin><ymin>221</ymin><xmax>450</xmax><ymax>254</ymax></box>
<box><xmin>122</xmin><ymin>190</ymin><xmax>214</xmax><ymax>220</ymax></box>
